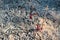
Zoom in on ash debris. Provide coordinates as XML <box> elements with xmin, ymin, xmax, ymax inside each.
<box><xmin>0</xmin><ymin>0</ymin><xmax>60</xmax><ymax>40</ymax></box>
